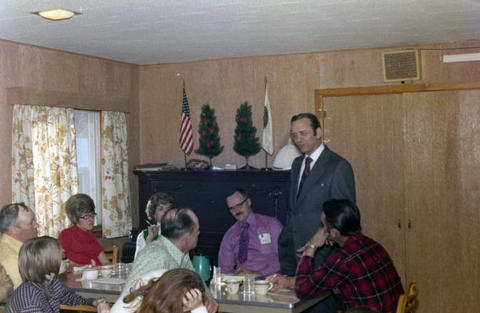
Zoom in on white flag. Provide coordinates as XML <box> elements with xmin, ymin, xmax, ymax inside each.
<box><xmin>262</xmin><ymin>84</ymin><xmax>274</xmax><ymax>155</ymax></box>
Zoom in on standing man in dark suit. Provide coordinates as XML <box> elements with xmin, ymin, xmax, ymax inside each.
<box><xmin>270</xmin><ymin>113</ymin><xmax>356</xmax><ymax>313</ymax></box>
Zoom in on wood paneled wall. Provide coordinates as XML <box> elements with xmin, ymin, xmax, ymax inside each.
<box><xmin>1</xmin><ymin>38</ymin><xmax>479</xmax><ymax>233</ymax></box>
<box><xmin>138</xmin><ymin>41</ymin><xmax>480</xmax><ymax>172</ymax></box>
<box><xmin>0</xmin><ymin>39</ymin><xmax>140</xmax><ymax>225</ymax></box>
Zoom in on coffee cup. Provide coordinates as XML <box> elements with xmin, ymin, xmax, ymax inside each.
<box><xmin>100</xmin><ymin>265</ymin><xmax>113</xmax><ymax>278</ymax></box>
<box><xmin>82</xmin><ymin>269</ymin><xmax>98</xmax><ymax>280</ymax></box>
<box><xmin>225</xmin><ymin>279</ymin><xmax>240</xmax><ymax>294</ymax></box>
<box><xmin>255</xmin><ymin>280</ymin><xmax>273</xmax><ymax>295</ymax></box>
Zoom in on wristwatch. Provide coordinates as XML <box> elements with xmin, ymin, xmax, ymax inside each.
<box><xmin>305</xmin><ymin>242</ymin><xmax>316</xmax><ymax>249</ymax></box>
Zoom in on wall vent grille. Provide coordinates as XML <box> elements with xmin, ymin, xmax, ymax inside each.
<box><xmin>382</xmin><ymin>49</ymin><xmax>421</xmax><ymax>82</ymax></box>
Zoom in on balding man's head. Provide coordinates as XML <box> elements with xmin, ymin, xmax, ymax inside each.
<box><xmin>161</xmin><ymin>208</ymin><xmax>198</xmax><ymax>239</ymax></box>
<box><xmin>161</xmin><ymin>208</ymin><xmax>200</xmax><ymax>254</ymax></box>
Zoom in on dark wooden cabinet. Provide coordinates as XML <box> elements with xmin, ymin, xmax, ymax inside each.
<box><xmin>133</xmin><ymin>169</ymin><xmax>291</xmax><ymax>265</ymax></box>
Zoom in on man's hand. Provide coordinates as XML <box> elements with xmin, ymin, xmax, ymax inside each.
<box><xmin>296</xmin><ymin>246</ymin><xmax>305</xmax><ymax>258</ymax></box>
<box><xmin>234</xmin><ymin>267</ymin><xmax>262</xmax><ymax>276</ymax></box>
<box><xmin>145</xmin><ymin>225</ymin><xmax>160</xmax><ymax>244</ymax></box>
<box><xmin>309</xmin><ymin>227</ymin><xmax>328</xmax><ymax>248</ymax></box>
<box><xmin>267</xmin><ymin>274</ymin><xmax>295</xmax><ymax>291</ymax></box>
<box><xmin>204</xmin><ymin>295</ymin><xmax>218</xmax><ymax>313</ymax></box>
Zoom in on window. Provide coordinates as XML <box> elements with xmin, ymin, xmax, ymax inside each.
<box><xmin>74</xmin><ymin>110</ymin><xmax>101</xmax><ymax>225</ymax></box>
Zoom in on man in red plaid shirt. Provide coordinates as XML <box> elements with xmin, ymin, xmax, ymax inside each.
<box><xmin>295</xmin><ymin>199</ymin><xmax>403</xmax><ymax>313</ymax></box>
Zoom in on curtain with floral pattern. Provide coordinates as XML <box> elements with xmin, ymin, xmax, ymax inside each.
<box><xmin>12</xmin><ymin>104</ymin><xmax>78</xmax><ymax>237</ymax></box>
<box><xmin>101</xmin><ymin>111</ymin><xmax>132</xmax><ymax>238</ymax></box>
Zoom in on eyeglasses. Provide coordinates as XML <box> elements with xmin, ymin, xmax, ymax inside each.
<box><xmin>228</xmin><ymin>198</ymin><xmax>248</xmax><ymax>210</ymax></box>
<box><xmin>79</xmin><ymin>213</ymin><xmax>96</xmax><ymax>220</ymax></box>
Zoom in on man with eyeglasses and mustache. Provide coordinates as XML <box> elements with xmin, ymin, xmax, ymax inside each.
<box><xmin>218</xmin><ymin>188</ymin><xmax>283</xmax><ymax>277</ymax></box>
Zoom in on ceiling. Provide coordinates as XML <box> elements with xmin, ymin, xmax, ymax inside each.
<box><xmin>0</xmin><ymin>0</ymin><xmax>479</xmax><ymax>65</ymax></box>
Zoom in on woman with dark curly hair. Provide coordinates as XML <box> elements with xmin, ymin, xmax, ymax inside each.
<box><xmin>59</xmin><ymin>193</ymin><xmax>109</xmax><ymax>266</ymax></box>
<box><xmin>134</xmin><ymin>192</ymin><xmax>174</xmax><ymax>259</ymax></box>
<box><xmin>123</xmin><ymin>268</ymin><xmax>207</xmax><ymax>313</ymax></box>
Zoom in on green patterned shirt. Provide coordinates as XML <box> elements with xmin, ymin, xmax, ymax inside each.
<box><xmin>126</xmin><ymin>235</ymin><xmax>194</xmax><ymax>287</ymax></box>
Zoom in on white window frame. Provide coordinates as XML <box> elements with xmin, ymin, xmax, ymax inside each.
<box><xmin>74</xmin><ymin>110</ymin><xmax>102</xmax><ymax>225</ymax></box>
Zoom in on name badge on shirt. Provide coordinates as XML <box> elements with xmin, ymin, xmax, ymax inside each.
<box><xmin>259</xmin><ymin>233</ymin><xmax>271</xmax><ymax>244</ymax></box>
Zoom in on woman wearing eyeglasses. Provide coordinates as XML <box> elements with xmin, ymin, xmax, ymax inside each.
<box><xmin>134</xmin><ymin>192</ymin><xmax>174</xmax><ymax>259</ymax></box>
<box><xmin>58</xmin><ymin>193</ymin><xmax>110</xmax><ymax>266</ymax></box>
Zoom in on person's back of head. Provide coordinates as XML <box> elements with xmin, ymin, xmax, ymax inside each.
<box><xmin>161</xmin><ymin>208</ymin><xmax>196</xmax><ymax>240</ymax></box>
<box><xmin>323</xmin><ymin>199</ymin><xmax>361</xmax><ymax>236</ymax></box>
<box><xmin>125</xmin><ymin>268</ymin><xmax>205</xmax><ymax>313</ymax></box>
<box><xmin>18</xmin><ymin>236</ymin><xmax>62</xmax><ymax>285</ymax></box>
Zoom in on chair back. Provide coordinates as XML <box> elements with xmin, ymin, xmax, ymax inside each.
<box><xmin>104</xmin><ymin>245</ymin><xmax>119</xmax><ymax>264</ymax></box>
<box><xmin>59</xmin><ymin>304</ymin><xmax>97</xmax><ymax>312</ymax></box>
<box><xmin>396</xmin><ymin>282</ymin><xmax>417</xmax><ymax>313</ymax></box>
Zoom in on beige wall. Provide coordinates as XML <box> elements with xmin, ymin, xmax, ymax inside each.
<box><xmin>0</xmin><ymin>39</ymin><xmax>140</xmax><ymax>230</ymax></box>
<box><xmin>138</xmin><ymin>40</ymin><xmax>480</xmax><ymax>170</ymax></box>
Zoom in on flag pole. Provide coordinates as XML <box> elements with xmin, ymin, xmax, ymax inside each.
<box><xmin>263</xmin><ymin>76</ymin><xmax>271</xmax><ymax>171</ymax></box>
<box><xmin>180</xmin><ymin>78</ymin><xmax>193</xmax><ymax>170</ymax></box>
<box><xmin>264</xmin><ymin>150</ymin><xmax>269</xmax><ymax>170</ymax></box>
<box><xmin>183</xmin><ymin>152</ymin><xmax>188</xmax><ymax>170</ymax></box>
<box><xmin>183</xmin><ymin>79</ymin><xmax>187</xmax><ymax>171</ymax></box>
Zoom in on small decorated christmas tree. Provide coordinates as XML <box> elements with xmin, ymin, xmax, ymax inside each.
<box><xmin>195</xmin><ymin>104</ymin><xmax>223</xmax><ymax>167</ymax></box>
<box><xmin>233</xmin><ymin>101</ymin><xmax>261</xmax><ymax>169</ymax></box>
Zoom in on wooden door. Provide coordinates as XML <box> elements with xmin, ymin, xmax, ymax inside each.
<box><xmin>322</xmin><ymin>89</ymin><xmax>480</xmax><ymax>313</ymax></box>
<box><xmin>403</xmin><ymin>90</ymin><xmax>480</xmax><ymax>313</ymax></box>
<box><xmin>323</xmin><ymin>94</ymin><xmax>407</xmax><ymax>283</ymax></box>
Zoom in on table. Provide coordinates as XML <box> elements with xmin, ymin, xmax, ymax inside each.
<box><xmin>65</xmin><ymin>267</ymin><xmax>328</xmax><ymax>312</ymax></box>
<box><xmin>64</xmin><ymin>269</ymin><xmax>125</xmax><ymax>303</ymax></box>
<box><xmin>210</xmin><ymin>284</ymin><xmax>329</xmax><ymax>313</ymax></box>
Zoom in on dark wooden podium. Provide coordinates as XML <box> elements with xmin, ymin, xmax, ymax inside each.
<box><xmin>133</xmin><ymin>169</ymin><xmax>291</xmax><ymax>265</ymax></box>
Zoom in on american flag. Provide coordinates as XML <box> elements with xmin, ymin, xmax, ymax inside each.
<box><xmin>179</xmin><ymin>87</ymin><xmax>193</xmax><ymax>155</ymax></box>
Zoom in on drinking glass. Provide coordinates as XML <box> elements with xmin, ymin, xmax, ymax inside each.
<box><xmin>243</xmin><ymin>274</ymin><xmax>255</xmax><ymax>294</ymax></box>
<box><xmin>213</xmin><ymin>266</ymin><xmax>222</xmax><ymax>285</ymax></box>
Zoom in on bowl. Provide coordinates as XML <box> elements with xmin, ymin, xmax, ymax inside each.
<box><xmin>82</xmin><ymin>269</ymin><xmax>99</xmax><ymax>280</ymax></box>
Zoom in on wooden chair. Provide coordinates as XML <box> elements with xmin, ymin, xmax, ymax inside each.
<box><xmin>59</xmin><ymin>304</ymin><xmax>97</xmax><ymax>312</ymax></box>
<box><xmin>104</xmin><ymin>245</ymin><xmax>119</xmax><ymax>264</ymax></box>
<box><xmin>396</xmin><ymin>282</ymin><xmax>417</xmax><ymax>313</ymax></box>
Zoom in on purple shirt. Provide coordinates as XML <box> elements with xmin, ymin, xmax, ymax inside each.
<box><xmin>218</xmin><ymin>212</ymin><xmax>283</xmax><ymax>276</ymax></box>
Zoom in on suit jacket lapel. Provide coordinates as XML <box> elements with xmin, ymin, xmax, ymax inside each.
<box><xmin>291</xmin><ymin>157</ymin><xmax>302</xmax><ymax>208</ymax></box>
<box><xmin>296</xmin><ymin>147</ymin><xmax>332</xmax><ymax>203</ymax></box>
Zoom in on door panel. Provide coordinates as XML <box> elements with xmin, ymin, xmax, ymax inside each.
<box><xmin>322</xmin><ymin>90</ymin><xmax>480</xmax><ymax>313</ymax></box>
<box><xmin>404</xmin><ymin>90</ymin><xmax>480</xmax><ymax>313</ymax></box>
<box><xmin>323</xmin><ymin>94</ymin><xmax>407</xmax><ymax>283</ymax></box>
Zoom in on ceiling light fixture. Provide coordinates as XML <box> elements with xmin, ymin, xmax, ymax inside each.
<box><xmin>34</xmin><ymin>8</ymin><xmax>80</xmax><ymax>21</ymax></box>
<box><xmin>443</xmin><ymin>53</ymin><xmax>480</xmax><ymax>63</ymax></box>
